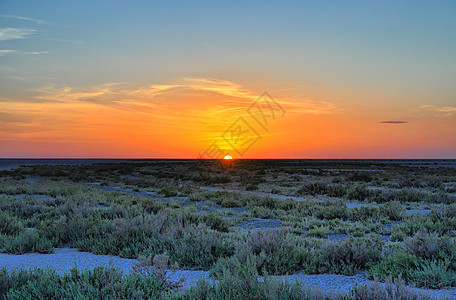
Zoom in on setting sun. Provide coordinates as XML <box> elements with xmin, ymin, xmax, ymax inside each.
<box><xmin>223</xmin><ymin>155</ymin><xmax>233</xmax><ymax>160</ymax></box>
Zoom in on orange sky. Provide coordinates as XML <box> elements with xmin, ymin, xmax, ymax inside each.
<box><xmin>1</xmin><ymin>78</ymin><xmax>455</xmax><ymax>158</ymax></box>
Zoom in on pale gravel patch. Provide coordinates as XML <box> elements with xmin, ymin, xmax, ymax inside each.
<box><xmin>346</xmin><ymin>202</ymin><xmax>379</xmax><ymax>208</ymax></box>
<box><xmin>1</xmin><ymin>249</ymin><xmax>455</xmax><ymax>298</ymax></box>
<box><xmin>0</xmin><ymin>248</ymin><xmax>137</xmax><ymax>275</ymax></box>
<box><xmin>274</xmin><ymin>272</ymin><xmax>456</xmax><ymax>299</ymax></box>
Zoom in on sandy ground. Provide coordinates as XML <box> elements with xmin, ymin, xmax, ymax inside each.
<box><xmin>1</xmin><ymin>248</ymin><xmax>456</xmax><ymax>298</ymax></box>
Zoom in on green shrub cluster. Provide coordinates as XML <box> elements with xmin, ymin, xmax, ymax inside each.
<box><xmin>369</xmin><ymin>232</ymin><xmax>456</xmax><ymax>288</ymax></box>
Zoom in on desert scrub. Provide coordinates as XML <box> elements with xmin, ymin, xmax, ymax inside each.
<box><xmin>0</xmin><ymin>212</ymin><xmax>23</xmax><ymax>235</ymax></box>
<box><xmin>1</xmin><ymin>230</ymin><xmax>53</xmax><ymax>254</ymax></box>
<box><xmin>346</xmin><ymin>185</ymin><xmax>371</xmax><ymax>201</ymax></box>
<box><xmin>211</xmin><ymin>229</ymin><xmax>305</xmax><ymax>276</ymax></box>
<box><xmin>305</xmin><ymin>225</ymin><xmax>331</xmax><ymax>238</ymax></box>
<box><xmin>380</xmin><ymin>201</ymin><xmax>406</xmax><ymax>221</ymax></box>
<box><xmin>191</xmin><ymin>258</ymin><xmax>327</xmax><ymax>300</ymax></box>
<box><xmin>369</xmin><ymin>252</ymin><xmax>456</xmax><ymax>288</ymax></box>
<box><xmin>403</xmin><ymin>231</ymin><xmax>440</xmax><ymax>259</ymax></box>
<box><xmin>369</xmin><ymin>233</ymin><xmax>456</xmax><ymax>288</ymax></box>
<box><xmin>296</xmin><ymin>181</ymin><xmax>329</xmax><ymax>196</ymax></box>
<box><xmin>246</xmin><ymin>228</ymin><xmax>304</xmax><ymax>274</ymax></box>
<box><xmin>350</xmin><ymin>277</ymin><xmax>432</xmax><ymax>300</ymax></box>
<box><xmin>350</xmin><ymin>206</ymin><xmax>380</xmax><ymax>222</ymax></box>
<box><xmin>301</xmin><ymin>236</ymin><xmax>383</xmax><ymax>275</ymax></box>
<box><xmin>394</xmin><ymin>213</ymin><xmax>456</xmax><ymax>238</ymax></box>
<box><xmin>169</xmin><ymin>223</ymin><xmax>235</xmax><ymax>268</ymax></box>
<box><xmin>0</xmin><ymin>266</ymin><xmax>170</xmax><ymax>299</ymax></box>
<box><xmin>0</xmin><ymin>178</ymin><xmax>87</xmax><ymax>197</ymax></box>
<box><xmin>315</xmin><ymin>201</ymin><xmax>350</xmax><ymax>220</ymax></box>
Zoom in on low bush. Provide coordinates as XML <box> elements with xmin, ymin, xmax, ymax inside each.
<box><xmin>246</xmin><ymin>229</ymin><xmax>304</xmax><ymax>275</ymax></box>
<box><xmin>369</xmin><ymin>247</ymin><xmax>456</xmax><ymax>289</ymax></box>
<box><xmin>1</xmin><ymin>230</ymin><xmax>53</xmax><ymax>254</ymax></box>
<box><xmin>296</xmin><ymin>181</ymin><xmax>328</xmax><ymax>196</ymax></box>
<box><xmin>403</xmin><ymin>231</ymin><xmax>439</xmax><ymax>259</ymax></box>
<box><xmin>0</xmin><ymin>266</ymin><xmax>169</xmax><ymax>299</ymax></box>
<box><xmin>345</xmin><ymin>172</ymin><xmax>373</xmax><ymax>182</ymax></box>
<box><xmin>351</xmin><ymin>206</ymin><xmax>380</xmax><ymax>222</ymax></box>
<box><xmin>350</xmin><ymin>277</ymin><xmax>429</xmax><ymax>300</ymax></box>
<box><xmin>0</xmin><ymin>212</ymin><xmax>23</xmax><ymax>235</ymax></box>
<box><xmin>302</xmin><ymin>236</ymin><xmax>383</xmax><ymax>275</ymax></box>
<box><xmin>397</xmin><ymin>189</ymin><xmax>428</xmax><ymax>203</ymax></box>
<box><xmin>306</xmin><ymin>225</ymin><xmax>331</xmax><ymax>238</ymax></box>
<box><xmin>316</xmin><ymin>204</ymin><xmax>350</xmax><ymax>220</ymax></box>
<box><xmin>380</xmin><ymin>201</ymin><xmax>405</xmax><ymax>221</ymax></box>
<box><xmin>346</xmin><ymin>185</ymin><xmax>370</xmax><ymax>201</ymax></box>
<box><xmin>325</xmin><ymin>184</ymin><xmax>346</xmax><ymax>198</ymax></box>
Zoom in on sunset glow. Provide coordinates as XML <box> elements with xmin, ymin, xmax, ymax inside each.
<box><xmin>0</xmin><ymin>1</ymin><xmax>455</xmax><ymax>158</ymax></box>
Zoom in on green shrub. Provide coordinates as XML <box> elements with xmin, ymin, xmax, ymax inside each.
<box><xmin>380</xmin><ymin>201</ymin><xmax>405</xmax><ymax>221</ymax></box>
<box><xmin>0</xmin><ymin>212</ymin><xmax>23</xmax><ymax>235</ymax></box>
<box><xmin>200</xmin><ymin>213</ymin><xmax>232</xmax><ymax>232</ymax></box>
<box><xmin>345</xmin><ymin>172</ymin><xmax>373</xmax><ymax>182</ymax></box>
<box><xmin>245</xmin><ymin>229</ymin><xmax>304</xmax><ymax>275</ymax></box>
<box><xmin>170</xmin><ymin>224</ymin><xmax>235</xmax><ymax>268</ymax></box>
<box><xmin>160</xmin><ymin>187</ymin><xmax>178</xmax><ymax>197</ymax></box>
<box><xmin>347</xmin><ymin>185</ymin><xmax>370</xmax><ymax>201</ymax></box>
<box><xmin>431</xmin><ymin>192</ymin><xmax>456</xmax><ymax>204</ymax></box>
<box><xmin>249</xmin><ymin>206</ymin><xmax>276</xmax><ymax>219</ymax></box>
<box><xmin>184</xmin><ymin>270</ymin><xmax>325</xmax><ymax>300</ymax></box>
<box><xmin>411</xmin><ymin>259</ymin><xmax>456</xmax><ymax>289</ymax></box>
<box><xmin>368</xmin><ymin>252</ymin><xmax>421</xmax><ymax>283</ymax></box>
<box><xmin>302</xmin><ymin>237</ymin><xmax>383</xmax><ymax>275</ymax></box>
<box><xmin>403</xmin><ymin>231</ymin><xmax>439</xmax><ymax>259</ymax></box>
<box><xmin>351</xmin><ymin>206</ymin><xmax>379</xmax><ymax>222</ymax></box>
<box><xmin>306</xmin><ymin>226</ymin><xmax>330</xmax><ymax>238</ymax></box>
<box><xmin>0</xmin><ymin>266</ymin><xmax>169</xmax><ymax>299</ymax></box>
<box><xmin>2</xmin><ymin>230</ymin><xmax>53</xmax><ymax>254</ymax></box>
<box><xmin>325</xmin><ymin>184</ymin><xmax>346</xmax><ymax>198</ymax></box>
<box><xmin>219</xmin><ymin>197</ymin><xmax>243</xmax><ymax>208</ymax></box>
<box><xmin>350</xmin><ymin>277</ymin><xmax>429</xmax><ymax>300</ymax></box>
<box><xmin>369</xmin><ymin>252</ymin><xmax>456</xmax><ymax>288</ymax></box>
<box><xmin>397</xmin><ymin>188</ymin><xmax>428</xmax><ymax>203</ymax></box>
<box><xmin>296</xmin><ymin>181</ymin><xmax>328</xmax><ymax>196</ymax></box>
<box><xmin>316</xmin><ymin>204</ymin><xmax>350</xmax><ymax>220</ymax></box>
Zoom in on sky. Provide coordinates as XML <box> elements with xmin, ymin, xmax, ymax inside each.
<box><xmin>0</xmin><ymin>0</ymin><xmax>455</xmax><ymax>158</ymax></box>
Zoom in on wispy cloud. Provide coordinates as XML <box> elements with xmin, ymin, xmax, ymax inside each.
<box><xmin>380</xmin><ymin>120</ymin><xmax>408</xmax><ymax>124</ymax></box>
<box><xmin>420</xmin><ymin>105</ymin><xmax>456</xmax><ymax>116</ymax></box>
<box><xmin>0</xmin><ymin>27</ymin><xmax>36</xmax><ymax>41</ymax></box>
<box><xmin>24</xmin><ymin>51</ymin><xmax>48</xmax><ymax>55</ymax></box>
<box><xmin>0</xmin><ymin>49</ymin><xmax>48</xmax><ymax>56</ymax></box>
<box><xmin>0</xmin><ymin>14</ymin><xmax>45</xmax><ymax>24</ymax></box>
<box><xmin>30</xmin><ymin>78</ymin><xmax>342</xmax><ymax>116</ymax></box>
<box><xmin>0</xmin><ymin>49</ymin><xmax>16</xmax><ymax>56</ymax></box>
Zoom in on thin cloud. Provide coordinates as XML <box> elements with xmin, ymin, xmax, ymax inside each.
<box><xmin>31</xmin><ymin>78</ymin><xmax>342</xmax><ymax>116</ymax></box>
<box><xmin>0</xmin><ymin>49</ymin><xmax>48</xmax><ymax>56</ymax></box>
<box><xmin>24</xmin><ymin>51</ymin><xmax>49</xmax><ymax>55</ymax></box>
<box><xmin>0</xmin><ymin>49</ymin><xmax>16</xmax><ymax>56</ymax></box>
<box><xmin>420</xmin><ymin>105</ymin><xmax>456</xmax><ymax>116</ymax></box>
<box><xmin>380</xmin><ymin>121</ymin><xmax>408</xmax><ymax>124</ymax></box>
<box><xmin>0</xmin><ymin>14</ymin><xmax>45</xmax><ymax>24</ymax></box>
<box><xmin>0</xmin><ymin>27</ymin><xmax>36</xmax><ymax>41</ymax></box>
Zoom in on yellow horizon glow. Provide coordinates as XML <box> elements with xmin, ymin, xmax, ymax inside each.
<box><xmin>0</xmin><ymin>78</ymin><xmax>455</xmax><ymax>158</ymax></box>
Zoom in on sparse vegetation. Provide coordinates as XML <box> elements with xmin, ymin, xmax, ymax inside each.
<box><xmin>1</xmin><ymin>159</ymin><xmax>456</xmax><ymax>297</ymax></box>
